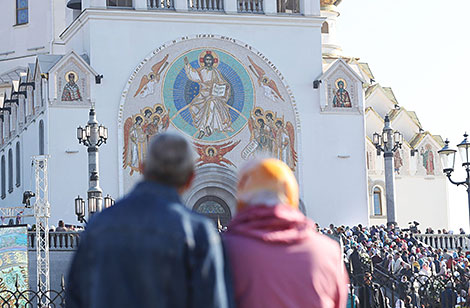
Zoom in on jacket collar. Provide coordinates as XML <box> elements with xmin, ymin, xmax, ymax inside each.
<box><xmin>132</xmin><ymin>180</ymin><xmax>182</xmax><ymax>203</ymax></box>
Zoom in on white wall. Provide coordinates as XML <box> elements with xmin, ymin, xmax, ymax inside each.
<box><xmin>56</xmin><ymin>8</ymin><xmax>368</xmax><ymax>227</ymax></box>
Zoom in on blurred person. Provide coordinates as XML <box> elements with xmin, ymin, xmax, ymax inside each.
<box><xmin>358</xmin><ymin>272</ymin><xmax>386</xmax><ymax>308</ymax></box>
<box><xmin>67</xmin><ymin>133</ymin><xmax>232</xmax><ymax>308</ymax></box>
<box><xmin>56</xmin><ymin>220</ymin><xmax>68</xmax><ymax>232</ymax></box>
<box><xmin>223</xmin><ymin>158</ymin><xmax>348</xmax><ymax>308</ymax></box>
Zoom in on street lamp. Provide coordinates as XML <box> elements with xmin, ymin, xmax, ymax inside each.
<box><xmin>75</xmin><ymin>107</ymin><xmax>111</xmax><ymax>223</ymax></box>
<box><xmin>438</xmin><ymin>133</ymin><xmax>470</xmax><ymax>226</ymax></box>
<box><xmin>372</xmin><ymin>115</ymin><xmax>403</xmax><ymax>228</ymax></box>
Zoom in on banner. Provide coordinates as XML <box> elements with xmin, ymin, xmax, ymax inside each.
<box><xmin>0</xmin><ymin>225</ymin><xmax>29</xmax><ymax>303</ymax></box>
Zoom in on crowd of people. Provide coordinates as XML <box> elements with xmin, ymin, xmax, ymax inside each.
<box><xmin>66</xmin><ymin>133</ymin><xmax>348</xmax><ymax>308</ymax></box>
<box><xmin>316</xmin><ymin>223</ymin><xmax>470</xmax><ymax>308</ymax></box>
<box><xmin>62</xmin><ymin>131</ymin><xmax>470</xmax><ymax>308</ymax></box>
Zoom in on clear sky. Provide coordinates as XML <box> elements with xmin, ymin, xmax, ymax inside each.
<box><xmin>335</xmin><ymin>0</ymin><xmax>470</xmax><ymax>231</ymax></box>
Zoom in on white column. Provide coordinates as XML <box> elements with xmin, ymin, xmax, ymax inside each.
<box><xmin>223</xmin><ymin>0</ymin><xmax>237</xmax><ymax>14</ymax></box>
<box><xmin>300</xmin><ymin>0</ymin><xmax>319</xmax><ymax>16</ymax></box>
<box><xmin>174</xmin><ymin>0</ymin><xmax>188</xmax><ymax>12</ymax></box>
<box><xmin>82</xmin><ymin>0</ymin><xmax>107</xmax><ymax>9</ymax></box>
<box><xmin>134</xmin><ymin>0</ymin><xmax>148</xmax><ymax>9</ymax></box>
<box><xmin>263</xmin><ymin>0</ymin><xmax>276</xmax><ymax>15</ymax></box>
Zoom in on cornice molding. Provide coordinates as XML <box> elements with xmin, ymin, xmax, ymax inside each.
<box><xmin>60</xmin><ymin>8</ymin><xmax>325</xmax><ymax>42</ymax></box>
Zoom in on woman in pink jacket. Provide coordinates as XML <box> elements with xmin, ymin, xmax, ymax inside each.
<box><xmin>223</xmin><ymin>158</ymin><xmax>349</xmax><ymax>308</ymax></box>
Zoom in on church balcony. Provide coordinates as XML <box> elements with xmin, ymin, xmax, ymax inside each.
<box><xmin>74</xmin><ymin>0</ymin><xmax>314</xmax><ymax>15</ymax></box>
<box><xmin>28</xmin><ymin>231</ymin><xmax>81</xmax><ymax>251</ymax></box>
<box><xmin>148</xmin><ymin>0</ymin><xmax>175</xmax><ymax>10</ymax></box>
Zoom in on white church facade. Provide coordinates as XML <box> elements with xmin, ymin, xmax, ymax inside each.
<box><xmin>0</xmin><ymin>0</ymin><xmax>448</xmax><ymax>229</ymax></box>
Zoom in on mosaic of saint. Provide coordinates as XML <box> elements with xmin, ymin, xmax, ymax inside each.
<box><xmin>420</xmin><ymin>144</ymin><xmax>435</xmax><ymax>175</ymax></box>
<box><xmin>61</xmin><ymin>71</ymin><xmax>82</xmax><ymax>101</ymax></box>
<box><xmin>332</xmin><ymin>78</ymin><xmax>351</xmax><ymax>108</ymax></box>
<box><xmin>123</xmin><ymin>104</ymin><xmax>170</xmax><ymax>175</ymax></box>
<box><xmin>120</xmin><ymin>36</ymin><xmax>298</xmax><ymax>190</ymax></box>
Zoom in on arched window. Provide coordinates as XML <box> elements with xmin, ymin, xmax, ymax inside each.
<box><xmin>373</xmin><ymin>187</ymin><xmax>383</xmax><ymax>216</ymax></box>
<box><xmin>16</xmin><ymin>142</ymin><xmax>20</xmax><ymax>187</ymax></box>
<box><xmin>1</xmin><ymin>156</ymin><xmax>5</xmax><ymax>199</ymax></box>
<box><xmin>39</xmin><ymin>120</ymin><xmax>44</xmax><ymax>155</ymax></box>
<box><xmin>321</xmin><ymin>22</ymin><xmax>329</xmax><ymax>34</ymax></box>
<box><xmin>193</xmin><ymin>196</ymin><xmax>232</xmax><ymax>228</ymax></box>
<box><xmin>8</xmin><ymin>149</ymin><xmax>13</xmax><ymax>193</ymax></box>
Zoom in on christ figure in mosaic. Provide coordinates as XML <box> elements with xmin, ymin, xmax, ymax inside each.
<box><xmin>184</xmin><ymin>50</ymin><xmax>233</xmax><ymax>139</ymax></box>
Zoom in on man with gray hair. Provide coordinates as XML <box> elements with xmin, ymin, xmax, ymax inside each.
<box><xmin>67</xmin><ymin>132</ymin><xmax>232</xmax><ymax>308</ymax></box>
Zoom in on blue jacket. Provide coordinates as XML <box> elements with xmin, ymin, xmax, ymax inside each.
<box><xmin>66</xmin><ymin>181</ymin><xmax>232</xmax><ymax>308</ymax></box>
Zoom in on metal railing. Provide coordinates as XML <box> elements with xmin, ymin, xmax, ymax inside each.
<box><xmin>414</xmin><ymin>234</ymin><xmax>470</xmax><ymax>250</ymax></box>
<box><xmin>188</xmin><ymin>0</ymin><xmax>224</xmax><ymax>11</ymax></box>
<box><xmin>0</xmin><ymin>276</ymin><xmax>65</xmax><ymax>308</ymax></box>
<box><xmin>148</xmin><ymin>0</ymin><xmax>174</xmax><ymax>9</ymax></box>
<box><xmin>28</xmin><ymin>231</ymin><xmax>80</xmax><ymax>251</ymax></box>
<box><xmin>238</xmin><ymin>0</ymin><xmax>263</xmax><ymax>13</ymax></box>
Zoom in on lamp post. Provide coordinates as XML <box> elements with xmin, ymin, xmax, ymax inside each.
<box><xmin>76</xmin><ymin>108</ymin><xmax>109</xmax><ymax>222</ymax></box>
<box><xmin>372</xmin><ymin>115</ymin><xmax>404</xmax><ymax>228</ymax></box>
<box><xmin>438</xmin><ymin>133</ymin><xmax>470</xmax><ymax>226</ymax></box>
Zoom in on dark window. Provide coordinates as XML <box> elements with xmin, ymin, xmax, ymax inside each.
<box><xmin>277</xmin><ymin>0</ymin><xmax>299</xmax><ymax>13</ymax></box>
<box><xmin>107</xmin><ymin>0</ymin><xmax>133</xmax><ymax>7</ymax></box>
<box><xmin>193</xmin><ymin>196</ymin><xmax>232</xmax><ymax>229</ymax></box>
<box><xmin>16</xmin><ymin>0</ymin><xmax>28</xmax><ymax>25</ymax></box>
<box><xmin>321</xmin><ymin>22</ymin><xmax>329</xmax><ymax>34</ymax></box>
<box><xmin>373</xmin><ymin>187</ymin><xmax>382</xmax><ymax>216</ymax></box>
<box><xmin>1</xmin><ymin>156</ymin><xmax>5</xmax><ymax>198</ymax></box>
<box><xmin>15</xmin><ymin>142</ymin><xmax>20</xmax><ymax>187</ymax></box>
<box><xmin>8</xmin><ymin>149</ymin><xmax>13</xmax><ymax>193</ymax></box>
<box><xmin>39</xmin><ymin>120</ymin><xmax>44</xmax><ymax>155</ymax></box>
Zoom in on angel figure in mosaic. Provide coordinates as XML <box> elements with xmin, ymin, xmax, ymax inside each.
<box><xmin>273</xmin><ymin>119</ymin><xmax>297</xmax><ymax>170</ymax></box>
<box><xmin>184</xmin><ymin>50</ymin><xmax>233</xmax><ymax>139</ymax></box>
<box><xmin>247</xmin><ymin>56</ymin><xmax>284</xmax><ymax>103</ymax></box>
<box><xmin>123</xmin><ymin>116</ymin><xmax>146</xmax><ymax>175</ymax></box>
<box><xmin>134</xmin><ymin>54</ymin><xmax>169</xmax><ymax>98</ymax></box>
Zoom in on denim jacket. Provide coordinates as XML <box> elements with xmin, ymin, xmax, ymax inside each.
<box><xmin>66</xmin><ymin>181</ymin><xmax>232</xmax><ymax>308</ymax></box>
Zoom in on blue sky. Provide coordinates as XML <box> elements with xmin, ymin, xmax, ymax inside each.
<box><xmin>336</xmin><ymin>0</ymin><xmax>470</xmax><ymax>230</ymax></box>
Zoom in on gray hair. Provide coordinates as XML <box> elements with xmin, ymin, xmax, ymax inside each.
<box><xmin>144</xmin><ymin>132</ymin><xmax>195</xmax><ymax>187</ymax></box>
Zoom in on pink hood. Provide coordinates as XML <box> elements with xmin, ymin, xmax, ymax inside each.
<box><xmin>224</xmin><ymin>205</ymin><xmax>348</xmax><ymax>308</ymax></box>
<box><xmin>227</xmin><ymin>205</ymin><xmax>315</xmax><ymax>244</ymax></box>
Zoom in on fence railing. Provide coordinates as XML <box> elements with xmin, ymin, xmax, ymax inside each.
<box><xmin>238</xmin><ymin>0</ymin><xmax>263</xmax><ymax>13</ymax></box>
<box><xmin>0</xmin><ymin>277</ymin><xmax>66</xmax><ymax>308</ymax></box>
<box><xmin>148</xmin><ymin>0</ymin><xmax>175</xmax><ymax>9</ymax></box>
<box><xmin>414</xmin><ymin>234</ymin><xmax>470</xmax><ymax>250</ymax></box>
<box><xmin>188</xmin><ymin>0</ymin><xmax>224</xmax><ymax>11</ymax></box>
<box><xmin>28</xmin><ymin>231</ymin><xmax>80</xmax><ymax>251</ymax></box>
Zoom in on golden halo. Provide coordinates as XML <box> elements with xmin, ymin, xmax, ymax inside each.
<box><xmin>335</xmin><ymin>78</ymin><xmax>347</xmax><ymax>89</ymax></box>
<box><xmin>154</xmin><ymin>103</ymin><xmax>165</xmax><ymax>112</ymax></box>
<box><xmin>205</xmin><ymin>146</ymin><xmax>217</xmax><ymax>156</ymax></box>
<box><xmin>252</xmin><ymin>106</ymin><xmax>265</xmax><ymax>117</ymax></box>
<box><xmin>151</xmin><ymin>114</ymin><xmax>161</xmax><ymax>123</ymax></box>
<box><xmin>142</xmin><ymin>107</ymin><xmax>153</xmax><ymax>117</ymax></box>
<box><xmin>65</xmin><ymin>71</ymin><xmax>78</xmax><ymax>82</ymax></box>
<box><xmin>199</xmin><ymin>50</ymin><xmax>219</xmax><ymax>68</ymax></box>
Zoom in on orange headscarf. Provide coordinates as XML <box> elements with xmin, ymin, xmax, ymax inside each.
<box><xmin>237</xmin><ymin>158</ymin><xmax>299</xmax><ymax>211</ymax></box>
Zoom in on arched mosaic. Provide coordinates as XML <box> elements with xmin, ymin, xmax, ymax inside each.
<box><xmin>119</xmin><ymin>35</ymin><xmax>300</xmax><ymax>194</ymax></box>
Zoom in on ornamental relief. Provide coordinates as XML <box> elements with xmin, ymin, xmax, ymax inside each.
<box><xmin>119</xmin><ymin>35</ymin><xmax>299</xmax><ymax>193</ymax></box>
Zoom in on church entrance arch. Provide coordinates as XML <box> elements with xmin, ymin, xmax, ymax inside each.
<box><xmin>183</xmin><ymin>165</ymin><xmax>237</xmax><ymax>228</ymax></box>
<box><xmin>193</xmin><ymin>196</ymin><xmax>232</xmax><ymax>228</ymax></box>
